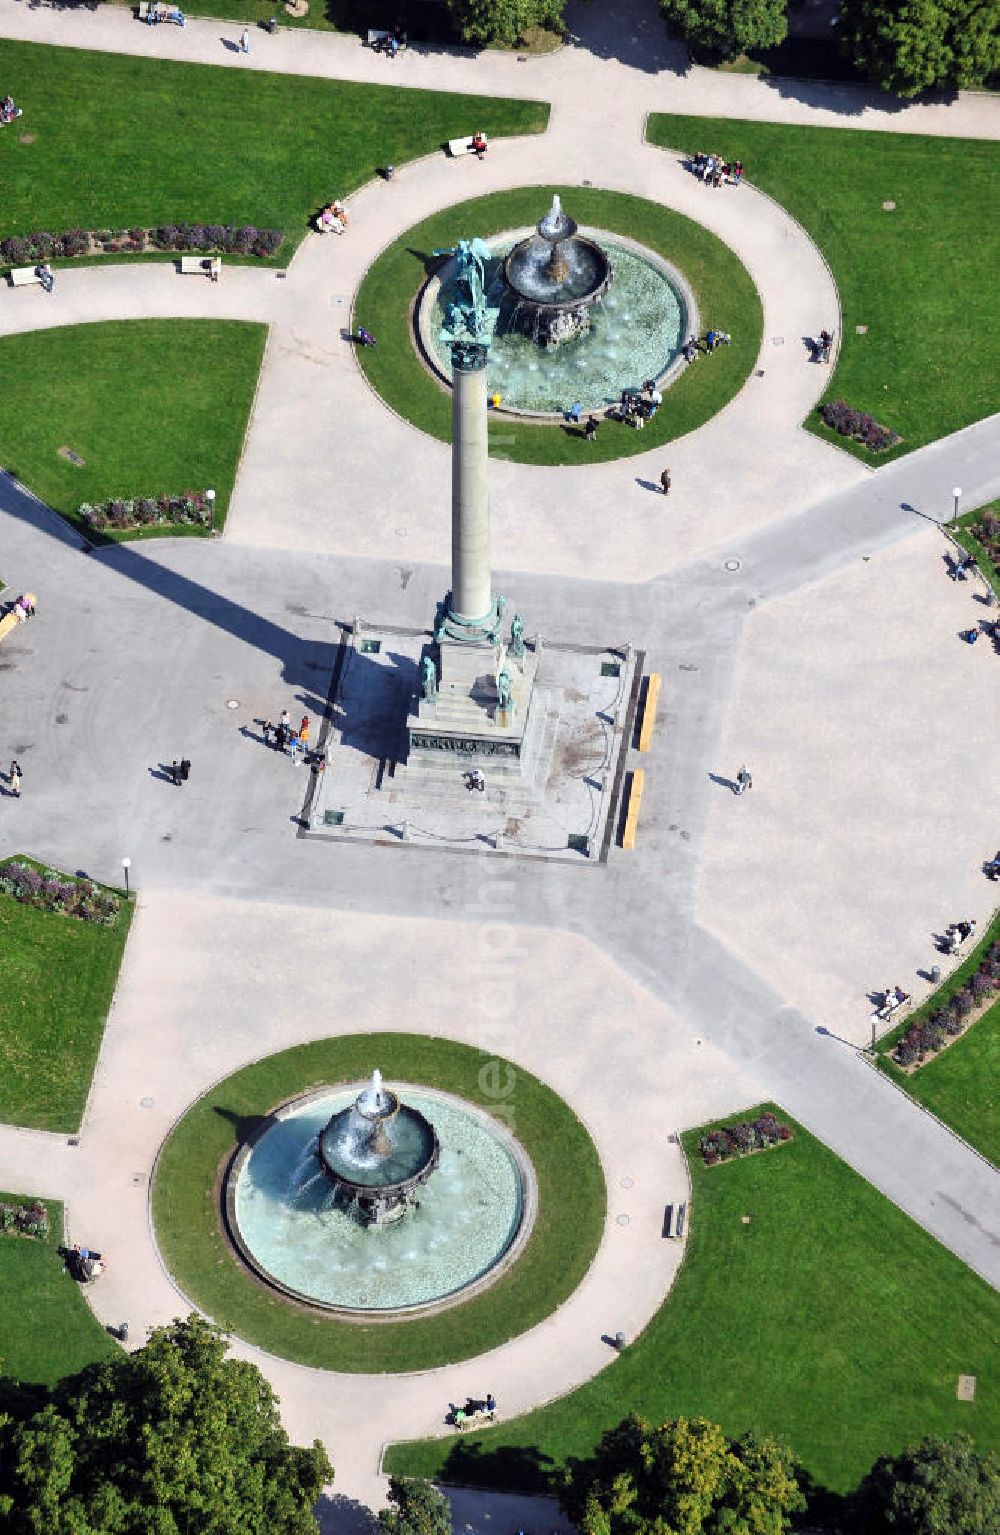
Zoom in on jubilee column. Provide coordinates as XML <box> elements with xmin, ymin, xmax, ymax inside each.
<box><xmin>437</xmin><ymin>341</ymin><xmax>504</xmax><ymax>644</ymax></box>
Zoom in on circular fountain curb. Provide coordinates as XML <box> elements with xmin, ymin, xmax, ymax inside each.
<box><xmin>223</xmin><ymin>1082</ymin><xmax>538</xmax><ymax>1322</ymax></box>
<box><xmin>414</xmin><ymin>224</ymin><xmax>699</xmax><ymax>420</ymax></box>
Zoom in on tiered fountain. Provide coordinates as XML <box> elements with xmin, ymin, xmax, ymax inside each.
<box><xmin>316</xmin><ymin>1069</ymin><xmax>440</xmax><ymax>1224</ymax></box>
<box><xmin>500</xmin><ymin>194</ymin><xmax>613</xmax><ymax>346</ymax></box>
<box><xmin>225</xmin><ymin>1069</ymin><xmax>532</xmax><ymax>1313</ymax></box>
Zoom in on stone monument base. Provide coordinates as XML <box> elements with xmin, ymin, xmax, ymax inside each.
<box><xmin>409</xmin><ymin>639</ymin><xmax>538</xmax><ymax>768</ymax></box>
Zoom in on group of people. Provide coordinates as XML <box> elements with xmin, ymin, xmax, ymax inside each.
<box><xmin>617</xmin><ymin>378</ymin><xmax>664</xmax><ymax>429</ymax></box>
<box><xmin>371</xmin><ymin>25</ymin><xmax>405</xmax><ymax>57</ymax></box>
<box><xmin>263</xmin><ymin>710</ymin><xmax>315</xmax><ymax>763</ymax></box>
<box><xmin>944</xmin><ymin>918</ymin><xmax>976</xmax><ymax>953</ymax></box>
<box><xmin>0</xmin><ymin>94</ymin><xmax>22</xmax><ymax>125</ymax></box>
<box><xmin>316</xmin><ymin>200</ymin><xmax>349</xmax><ymax>235</ymax></box>
<box><xmin>683</xmin><ymin>330</ymin><xmax>731</xmax><ymax>364</ymax></box>
<box><xmin>690</xmin><ymin>152</ymin><xmax>743</xmax><ymax>188</ymax></box>
<box><xmin>10</xmin><ymin>592</ymin><xmax>36</xmax><ymax>621</ymax></box>
<box><xmin>144</xmin><ymin>4</ymin><xmax>186</xmax><ymax>24</ymax></box>
<box><xmin>810</xmin><ymin>329</ymin><xmax>834</xmax><ymax>364</ymax></box>
<box><xmin>449</xmin><ymin>1393</ymin><xmax>497</xmax><ymax>1428</ymax></box>
<box><xmin>880</xmin><ymin>984</ymin><xmax>910</xmax><ymax>1015</ymax></box>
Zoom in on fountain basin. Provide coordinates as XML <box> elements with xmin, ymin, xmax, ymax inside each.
<box><xmin>224</xmin><ymin>1084</ymin><xmax>534</xmax><ymax>1316</ymax></box>
<box><xmin>417</xmin><ymin>227</ymin><xmax>696</xmax><ymax>417</ymax></box>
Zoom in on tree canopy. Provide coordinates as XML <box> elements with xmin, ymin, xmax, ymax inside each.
<box><xmin>837</xmin><ymin>0</ymin><xmax>1000</xmax><ymax>96</ymax></box>
<box><xmin>855</xmin><ymin>1432</ymin><xmax>1000</xmax><ymax>1534</ymax></box>
<box><xmin>561</xmin><ymin>1413</ymin><xmax>805</xmax><ymax>1535</ymax></box>
<box><xmin>379</xmin><ymin>1475</ymin><xmax>453</xmax><ymax>1535</ymax></box>
<box><xmin>444</xmin><ymin>0</ymin><xmax>566</xmax><ymax>49</ymax></box>
<box><xmin>0</xmin><ymin>1315</ymin><xmax>332</xmax><ymax>1534</ymax></box>
<box><xmin>659</xmin><ymin>0</ymin><xmax>787</xmax><ymax>60</ymax></box>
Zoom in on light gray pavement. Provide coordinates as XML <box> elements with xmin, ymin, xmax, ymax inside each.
<box><xmin>0</xmin><ymin>5</ymin><xmax>999</xmax><ymax>1526</ymax></box>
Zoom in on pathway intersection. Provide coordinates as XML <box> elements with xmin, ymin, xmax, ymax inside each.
<box><xmin>0</xmin><ymin>0</ymin><xmax>998</xmax><ymax>1520</ymax></box>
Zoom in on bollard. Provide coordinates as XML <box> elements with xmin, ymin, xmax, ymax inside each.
<box><xmin>929</xmin><ymin>965</ymin><xmax>941</xmax><ymax>985</ymax></box>
<box><xmin>118</xmin><ymin>1321</ymin><xmax>129</xmax><ymax>1343</ymax></box>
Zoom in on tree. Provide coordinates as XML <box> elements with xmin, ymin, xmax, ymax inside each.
<box><xmin>444</xmin><ymin>0</ymin><xmax>567</xmax><ymax>49</ymax></box>
<box><xmin>379</xmin><ymin>1476</ymin><xmax>453</xmax><ymax>1535</ymax></box>
<box><xmin>855</xmin><ymin>1432</ymin><xmax>1000</xmax><ymax>1534</ymax></box>
<box><xmin>0</xmin><ymin>1315</ymin><xmax>332</xmax><ymax>1534</ymax></box>
<box><xmin>837</xmin><ymin>0</ymin><xmax>1000</xmax><ymax>96</ymax></box>
<box><xmin>562</xmin><ymin>1414</ymin><xmax>805</xmax><ymax>1535</ymax></box>
<box><xmin>658</xmin><ymin>0</ymin><xmax>787</xmax><ymax>60</ymax></box>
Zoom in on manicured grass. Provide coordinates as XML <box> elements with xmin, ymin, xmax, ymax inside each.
<box><xmin>647</xmin><ymin>115</ymin><xmax>1000</xmax><ymax>463</ymax></box>
<box><xmin>0</xmin><ymin>39</ymin><xmax>548</xmax><ymax>259</ymax></box>
<box><xmin>385</xmin><ymin>1106</ymin><xmax>998</xmax><ymax>1501</ymax></box>
<box><xmin>152</xmin><ymin>1033</ymin><xmax>605</xmax><ymax>1372</ymax></box>
<box><xmin>354</xmin><ymin>187</ymin><xmax>761</xmax><ymax>464</ymax></box>
<box><xmin>0</xmin><ymin>321</ymin><xmax>265</xmax><ymax>540</ymax></box>
<box><xmin>0</xmin><ymin>866</ymin><xmax>134</xmax><ymax>1133</ymax></box>
<box><xmin>0</xmin><ymin>1194</ymin><xmax>117</xmax><ymax>1384</ymax></box>
<box><xmin>876</xmin><ymin>911</ymin><xmax>1000</xmax><ymax>1165</ymax></box>
<box><xmin>954</xmin><ymin>499</ymin><xmax>1000</xmax><ymax>595</ymax></box>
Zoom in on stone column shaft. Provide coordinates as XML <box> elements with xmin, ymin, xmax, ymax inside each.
<box><xmin>451</xmin><ymin>347</ymin><xmax>493</xmax><ymax>623</ymax></box>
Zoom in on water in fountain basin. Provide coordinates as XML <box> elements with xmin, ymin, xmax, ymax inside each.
<box><xmin>431</xmin><ymin>237</ymin><xmax>684</xmax><ymax>414</ymax></box>
<box><xmin>232</xmin><ymin>1089</ymin><xmax>523</xmax><ymax>1311</ymax></box>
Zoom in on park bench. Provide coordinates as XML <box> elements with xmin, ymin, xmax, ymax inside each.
<box><xmin>637</xmin><ymin>673</ymin><xmax>661</xmax><ymax>753</ymax></box>
<box><xmin>8</xmin><ymin>266</ymin><xmax>42</xmax><ymax>287</ymax></box>
<box><xmin>870</xmin><ymin>990</ymin><xmax>911</xmax><ymax>1026</ymax></box>
<box><xmin>138</xmin><ymin>2</ymin><xmax>186</xmax><ymax>23</ymax></box>
<box><xmin>0</xmin><ymin>610</ymin><xmax>19</xmax><ymax>643</ymax></box>
<box><xmin>454</xmin><ymin>1405</ymin><xmax>497</xmax><ymax>1431</ymax></box>
<box><xmin>178</xmin><ymin>255</ymin><xmax>221</xmax><ymax>279</ymax></box>
<box><xmin>447</xmin><ymin>133</ymin><xmax>488</xmax><ymax>158</ymax></box>
<box><xmin>366</xmin><ymin>28</ymin><xmax>406</xmax><ymax>49</ymax></box>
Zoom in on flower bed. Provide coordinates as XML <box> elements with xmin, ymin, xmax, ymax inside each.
<box><xmin>0</xmin><ymin>1199</ymin><xmax>49</xmax><ymax>1239</ymax></box>
<box><xmin>820</xmin><ymin>399</ymin><xmax>901</xmax><ymax>453</ymax></box>
<box><xmin>699</xmin><ymin>1110</ymin><xmax>792</xmax><ymax>1166</ymax></box>
<box><xmin>965</xmin><ymin>508</ymin><xmax>1000</xmax><ymax>569</ymax></box>
<box><xmin>0</xmin><ymin>861</ymin><xmax>121</xmax><ymax>927</ymax></box>
<box><xmin>894</xmin><ymin>942</ymin><xmax>1000</xmax><ymax>1068</ymax></box>
<box><xmin>1</xmin><ymin>222</ymin><xmax>284</xmax><ymax>265</ymax></box>
<box><xmin>77</xmin><ymin>491</ymin><xmax>213</xmax><ymax>533</ymax></box>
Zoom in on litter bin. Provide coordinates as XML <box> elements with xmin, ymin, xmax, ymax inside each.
<box><xmin>383</xmin><ymin>164</ymin><xmax>395</xmax><ymax>181</ymax></box>
<box><xmin>266</xmin><ymin>16</ymin><xmax>278</xmax><ymax>31</ymax></box>
<box><xmin>929</xmin><ymin>965</ymin><xmax>941</xmax><ymax>985</ymax></box>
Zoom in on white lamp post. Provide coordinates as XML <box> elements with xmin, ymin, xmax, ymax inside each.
<box><xmin>205</xmin><ymin>488</ymin><xmax>216</xmax><ymax>528</ymax></box>
<box><xmin>121</xmin><ymin>856</ymin><xmax>131</xmax><ymax>897</ymax></box>
<box><xmin>952</xmin><ymin>486</ymin><xmax>962</xmax><ymax>524</ymax></box>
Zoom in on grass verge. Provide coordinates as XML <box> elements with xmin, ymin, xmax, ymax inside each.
<box><xmin>646</xmin><ymin>114</ymin><xmax>1000</xmax><ymax>463</ymax></box>
<box><xmin>0</xmin><ymin>863</ymin><xmax>133</xmax><ymax>1134</ymax></box>
<box><xmin>0</xmin><ymin>1194</ymin><xmax>117</xmax><ymax>1384</ymax></box>
<box><xmin>875</xmin><ymin>906</ymin><xmax>999</xmax><ymax>1167</ymax></box>
<box><xmin>0</xmin><ymin>321</ymin><xmax>265</xmax><ymax>541</ymax></box>
<box><xmin>0</xmin><ymin>39</ymin><xmax>547</xmax><ymax>260</ymax></box>
<box><xmin>385</xmin><ymin>1106</ymin><xmax>998</xmax><ymax>1502</ymax></box>
<box><xmin>354</xmin><ymin>187</ymin><xmax>761</xmax><ymax>465</ymax></box>
<box><xmin>152</xmin><ymin>1033</ymin><xmax>605</xmax><ymax>1372</ymax></box>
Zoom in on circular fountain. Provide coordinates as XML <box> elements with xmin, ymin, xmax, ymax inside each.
<box><xmin>317</xmin><ymin>1069</ymin><xmax>439</xmax><ymax>1224</ymax></box>
<box><xmin>501</xmin><ymin>194</ymin><xmax>613</xmax><ymax>346</ymax></box>
<box><xmin>416</xmin><ymin>194</ymin><xmax>695</xmax><ymax>416</ymax></box>
<box><xmin>224</xmin><ymin>1074</ymin><xmax>534</xmax><ymax>1314</ymax></box>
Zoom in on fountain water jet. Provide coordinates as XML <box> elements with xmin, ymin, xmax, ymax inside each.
<box><xmin>317</xmin><ymin>1069</ymin><xmax>440</xmax><ymax>1224</ymax></box>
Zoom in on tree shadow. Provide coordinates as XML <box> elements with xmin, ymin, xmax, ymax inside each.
<box><xmin>438</xmin><ymin>1437</ymin><xmax>558</xmax><ymax>1494</ymax></box>
<box><xmin>315</xmin><ymin>1491</ymin><xmax>379</xmax><ymax>1535</ymax></box>
<box><xmin>563</xmin><ymin>0</ymin><xmax>688</xmax><ymax>75</ymax></box>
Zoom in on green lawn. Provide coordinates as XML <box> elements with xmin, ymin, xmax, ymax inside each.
<box><xmin>0</xmin><ymin>320</ymin><xmax>265</xmax><ymax>540</ymax></box>
<box><xmin>0</xmin><ymin>40</ymin><xmax>547</xmax><ymax>259</ymax></box>
<box><xmin>0</xmin><ymin>1195</ymin><xmax>117</xmax><ymax>1385</ymax></box>
<box><xmin>354</xmin><ymin>187</ymin><xmax>762</xmax><ymax>464</ymax></box>
<box><xmin>385</xmin><ymin>1107</ymin><xmax>998</xmax><ymax>1504</ymax></box>
<box><xmin>646</xmin><ymin>115</ymin><xmax>1000</xmax><ymax>463</ymax></box>
<box><xmin>152</xmin><ymin>1032</ymin><xmax>606</xmax><ymax>1373</ymax></box>
<box><xmin>877</xmin><ymin>912</ymin><xmax>1000</xmax><ymax>1165</ymax></box>
<box><xmin>0</xmin><ymin>868</ymin><xmax>134</xmax><ymax>1133</ymax></box>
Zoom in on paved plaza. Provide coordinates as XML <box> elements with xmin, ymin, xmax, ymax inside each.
<box><xmin>0</xmin><ymin>0</ymin><xmax>998</xmax><ymax>1522</ymax></box>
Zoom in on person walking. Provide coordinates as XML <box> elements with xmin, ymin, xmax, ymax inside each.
<box><xmin>240</xmin><ymin>26</ymin><xmax>250</xmax><ymax>52</ymax></box>
<box><xmin>660</xmin><ymin>468</ymin><xmax>671</xmax><ymax>495</ymax></box>
<box><xmin>584</xmin><ymin>414</ymin><xmax>599</xmax><ymax>443</ymax></box>
<box><xmin>733</xmin><ymin>765</ymin><xmax>752</xmax><ymax>795</ymax></box>
<box><xmin>169</xmin><ymin>760</ymin><xmax>182</xmax><ymax>786</ymax></box>
<box><xmin>9</xmin><ymin>760</ymin><xmax>22</xmax><ymax>797</ymax></box>
<box><xmin>179</xmin><ymin>758</ymin><xmax>191</xmax><ymax>783</ymax></box>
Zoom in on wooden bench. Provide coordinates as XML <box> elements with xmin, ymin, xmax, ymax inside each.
<box><xmin>8</xmin><ymin>266</ymin><xmax>42</xmax><ymax>287</ymax></box>
<box><xmin>870</xmin><ymin>991</ymin><xmax>911</xmax><ymax>1026</ymax></box>
<box><xmin>622</xmin><ymin>768</ymin><xmax>645</xmax><ymax>850</ymax></box>
<box><xmin>455</xmin><ymin>1407</ymin><xmax>497</xmax><ymax>1431</ymax></box>
<box><xmin>366</xmin><ymin>28</ymin><xmax>406</xmax><ymax>49</ymax></box>
<box><xmin>0</xmin><ymin>610</ymin><xmax>21</xmax><ymax>643</ymax></box>
<box><xmin>447</xmin><ymin>134</ymin><xmax>487</xmax><ymax>158</ymax></box>
<box><xmin>638</xmin><ymin>673</ymin><xmax>661</xmax><ymax>752</ymax></box>
<box><xmin>178</xmin><ymin>256</ymin><xmax>221</xmax><ymax>279</ymax></box>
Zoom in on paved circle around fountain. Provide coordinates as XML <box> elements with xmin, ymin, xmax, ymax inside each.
<box><xmin>227</xmin><ymin>1084</ymin><xmax>533</xmax><ymax>1314</ymax></box>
